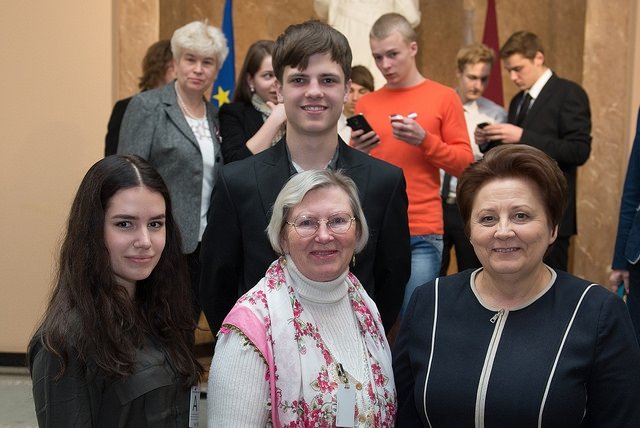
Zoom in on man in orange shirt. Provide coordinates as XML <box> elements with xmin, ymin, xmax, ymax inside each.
<box><xmin>352</xmin><ymin>13</ymin><xmax>473</xmax><ymax>314</ymax></box>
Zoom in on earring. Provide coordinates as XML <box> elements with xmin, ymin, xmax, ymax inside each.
<box><xmin>250</xmin><ymin>85</ymin><xmax>255</xmax><ymax>93</ymax></box>
<box><xmin>351</xmin><ymin>254</ymin><xmax>356</xmax><ymax>267</ymax></box>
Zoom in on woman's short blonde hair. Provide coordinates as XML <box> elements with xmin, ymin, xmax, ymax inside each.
<box><xmin>267</xmin><ymin>170</ymin><xmax>370</xmax><ymax>255</ymax></box>
<box><xmin>171</xmin><ymin>20</ymin><xmax>228</xmax><ymax>67</ymax></box>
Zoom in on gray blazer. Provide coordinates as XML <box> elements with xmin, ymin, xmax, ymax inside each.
<box><xmin>117</xmin><ymin>82</ymin><xmax>223</xmax><ymax>253</ymax></box>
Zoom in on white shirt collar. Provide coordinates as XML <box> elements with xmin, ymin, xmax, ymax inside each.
<box><xmin>528</xmin><ymin>68</ymin><xmax>553</xmax><ymax>100</ymax></box>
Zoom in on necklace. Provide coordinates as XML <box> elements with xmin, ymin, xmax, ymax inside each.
<box><xmin>175</xmin><ymin>83</ymin><xmax>205</xmax><ymax>119</ymax></box>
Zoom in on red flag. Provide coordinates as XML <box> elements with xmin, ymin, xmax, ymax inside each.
<box><xmin>482</xmin><ymin>0</ymin><xmax>504</xmax><ymax>106</ymax></box>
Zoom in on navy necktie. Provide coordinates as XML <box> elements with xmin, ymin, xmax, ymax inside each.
<box><xmin>515</xmin><ymin>92</ymin><xmax>532</xmax><ymax>126</ymax></box>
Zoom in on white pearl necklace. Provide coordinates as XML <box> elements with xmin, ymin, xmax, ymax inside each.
<box><xmin>175</xmin><ymin>82</ymin><xmax>205</xmax><ymax>119</ymax></box>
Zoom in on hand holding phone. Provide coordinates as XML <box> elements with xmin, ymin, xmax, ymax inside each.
<box><xmin>346</xmin><ymin>114</ymin><xmax>373</xmax><ymax>134</ymax></box>
<box><xmin>390</xmin><ymin>112</ymin><xmax>418</xmax><ymax>122</ymax></box>
<box><xmin>476</xmin><ymin>122</ymin><xmax>502</xmax><ymax>153</ymax></box>
<box><xmin>348</xmin><ymin>115</ymin><xmax>379</xmax><ymax>153</ymax></box>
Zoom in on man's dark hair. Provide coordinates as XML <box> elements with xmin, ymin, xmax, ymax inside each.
<box><xmin>272</xmin><ymin>20</ymin><xmax>352</xmax><ymax>82</ymax></box>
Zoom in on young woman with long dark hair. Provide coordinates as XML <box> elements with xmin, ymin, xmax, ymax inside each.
<box><xmin>28</xmin><ymin>155</ymin><xmax>202</xmax><ymax>427</ymax></box>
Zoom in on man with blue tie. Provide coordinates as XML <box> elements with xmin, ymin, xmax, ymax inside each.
<box><xmin>476</xmin><ymin>31</ymin><xmax>592</xmax><ymax>271</ymax></box>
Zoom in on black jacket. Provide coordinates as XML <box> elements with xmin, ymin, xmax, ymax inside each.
<box><xmin>394</xmin><ymin>269</ymin><xmax>640</xmax><ymax>427</ymax></box>
<box><xmin>218</xmin><ymin>101</ymin><xmax>265</xmax><ymax>163</ymax></box>
<box><xmin>199</xmin><ymin>139</ymin><xmax>411</xmax><ymax>332</ymax></box>
<box><xmin>29</xmin><ymin>334</ymin><xmax>193</xmax><ymax>427</ymax></box>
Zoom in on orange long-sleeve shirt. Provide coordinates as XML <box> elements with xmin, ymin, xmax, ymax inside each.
<box><xmin>355</xmin><ymin>79</ymin><xmax>473</xmax><ymax>235</ymax></box>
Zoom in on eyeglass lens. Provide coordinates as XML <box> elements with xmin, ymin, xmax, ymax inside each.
<box><xmin>291</xmin><ymin>213</ymin><xmax>354</xmax><ymax>236</ymax></box>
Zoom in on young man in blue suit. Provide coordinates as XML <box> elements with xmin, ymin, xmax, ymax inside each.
<box><xmin>610</xmin><ymin>108</ymin><xmax>640</xmax><ymax>343</ymax></box>
<box><xmin>476</xmin><ymin>31</ymin><xmax>592</xmax><ymax>271</ymax></box>
<box><xmin>199</xmin><ymin>20</ymin><xmax>411</xmax><ymax>334</ymax></box>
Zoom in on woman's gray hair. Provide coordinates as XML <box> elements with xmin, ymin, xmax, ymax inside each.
<box><xmin>171</xmin><ymin>20</ymin><xmax>228</xmax><ymax>67</ymax></box>
<box><xmin>267</xmin><ymin>170</ymin><xmax>370</xmax><ymax>254</ymax></box>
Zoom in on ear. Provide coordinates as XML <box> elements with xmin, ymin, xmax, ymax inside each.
<box><xmin>534</xmin><ymin>51</ymin><xmax>545</xmax><ymax>67</ymax></box>
<box><xmin>344</xmin><ymin>79</ymin><xmax>351</xmax><ymax>103</ymax></box>
<box><xmin>165</xmin><ymin>62</ymin><xmax>177</xmax><ymax>82</ymax></box>
<box><xmin>276</xmin><ymin>80</ymin><xmax>284</xmax><ymax>103</ymax></box>
<box><xmin>280</xmin><ymin>235</ymin><xmax>290</xmax><ymax>255</ymax></box>
<box><xmin>246</xmin><ymin>72</ymin><xmax>254</xmax><ymax>88</ymax></box>
<box><xmin>549</xmin><ymin>225</ymin><xmax>558</xmax><ymax>245</ymax></box>
<box><xmin>409</xmin><ymin>40</ymin><xmax>418</xmax><ymax>57</ymax></box>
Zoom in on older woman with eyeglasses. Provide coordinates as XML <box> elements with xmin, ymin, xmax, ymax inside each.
<box><xmin>208</xmin><ymin>169</ymin><xmax>396</xmax><ymax>427</ymax></box>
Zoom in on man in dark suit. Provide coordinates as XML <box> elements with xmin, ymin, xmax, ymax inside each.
<box><xmin>476</xmin><ymin>31</ymin><xmax>591</xmax><ymax>271</ymax></box>
<box><xmin>199</xmin><ymin>21</ymin><xmax>411</xmax><ymax>333</ymax></box>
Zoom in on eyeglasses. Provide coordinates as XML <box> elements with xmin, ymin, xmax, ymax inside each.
<box><xmin>286</xmin><ymin>213</ymin><xmax>356</xmax><ymax>237</ymax></box>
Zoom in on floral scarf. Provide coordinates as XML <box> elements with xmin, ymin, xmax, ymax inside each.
<box><xmin>220</xmin><ymin>257</ymin><xmax>396</xmax><ymax>427</ymax></box>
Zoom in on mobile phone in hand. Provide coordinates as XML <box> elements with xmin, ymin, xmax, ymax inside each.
<box><xmin>390</xmin><ymin>112</ymin><xmax>418</xmax><ymax>122</ymax></box>
<box><xmin>346</xmin><ymin>114</ymin><xmax>373</xmax><ymax>134</ymax></box>
<box><xmin>477</xmin><ymin>122</ymin><xmax>490</xmax><ymax>129</ymax></box>
<box><xmin>618</xmin><ymin>282</ymin><xmax>627</xmax><ymax>299</ymax></box>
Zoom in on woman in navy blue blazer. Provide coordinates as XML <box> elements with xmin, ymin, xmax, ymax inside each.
<box><xmin>394</xmin><ymin>145</ymin><xmax>640</xmax><ymax>427</ymax></box>
<box><xmin>610</xmin><ymin>107</ymin><xmax>640</xmax><ymax>343</ymax></box>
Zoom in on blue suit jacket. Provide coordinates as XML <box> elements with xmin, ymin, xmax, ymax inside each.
<box><xmin>612</xmin><ymin>108</ymin><xmax>640</xmax><ymax>268</ymax></box>
<box><xmin>199</xmin><ymin>139</ymin><xmax>411</xmax><ymax>332</ymax></box>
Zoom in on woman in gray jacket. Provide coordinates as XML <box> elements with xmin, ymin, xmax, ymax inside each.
<box><xmin>118</xmin><ymin>20</ymin><xmax>228</xmax><ymax>318</ymax></box>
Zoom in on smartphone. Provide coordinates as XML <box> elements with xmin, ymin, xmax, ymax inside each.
<box><xmin>477</xmin><ymin>122</ymin><xmax>490</xmax><ymax>129</ymax></box>
<box><xmin>390</xmin><ymin>113</ymin><xmax>417</xmax><ymax>122</ymax></box>
<box><xmin>618</xmin><ymin>282</ymin><xmax>627</xmax><ymax>299</ymax></box>
<box><xmin>346</xmin><ymin>114</ymin><xmax>373</xmax><ymax>134</ymax></box>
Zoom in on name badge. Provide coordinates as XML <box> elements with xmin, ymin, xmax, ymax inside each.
<box><xmin>189</xmin><ymin>384</ymin><xmax>200</xmax><ymax>428</ymax></box>
<box><xmin>336</xmin><ymin>383</ymin><xmax>356</xmax><ymax>427</ymax></box>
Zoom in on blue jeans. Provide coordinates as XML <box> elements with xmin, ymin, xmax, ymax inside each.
<box><xmin>401</xmin><ymin>234</ymin><xmax>443</xmax><ymax>317</ymax></box>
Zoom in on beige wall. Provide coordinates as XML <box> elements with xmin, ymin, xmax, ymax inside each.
<box><xmin>0</xmin><ymin>2</ymin><xmax>111</xmax><ymax>352</ymax></box>
<box><xmin>1</xmin><ymin>0</ymin><xmax>639</xmax><ymax>353</ymax></box>
<box><xmin>574</xmin><ymin>0</ymin><xmax>640</xmax><ymax>285</ymax></box>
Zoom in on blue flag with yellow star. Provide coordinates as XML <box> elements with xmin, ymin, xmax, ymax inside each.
<box><xmin>211</xmin><ymin>0</ymin><xmax>235</xmax><ymax>107</ymax></box>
